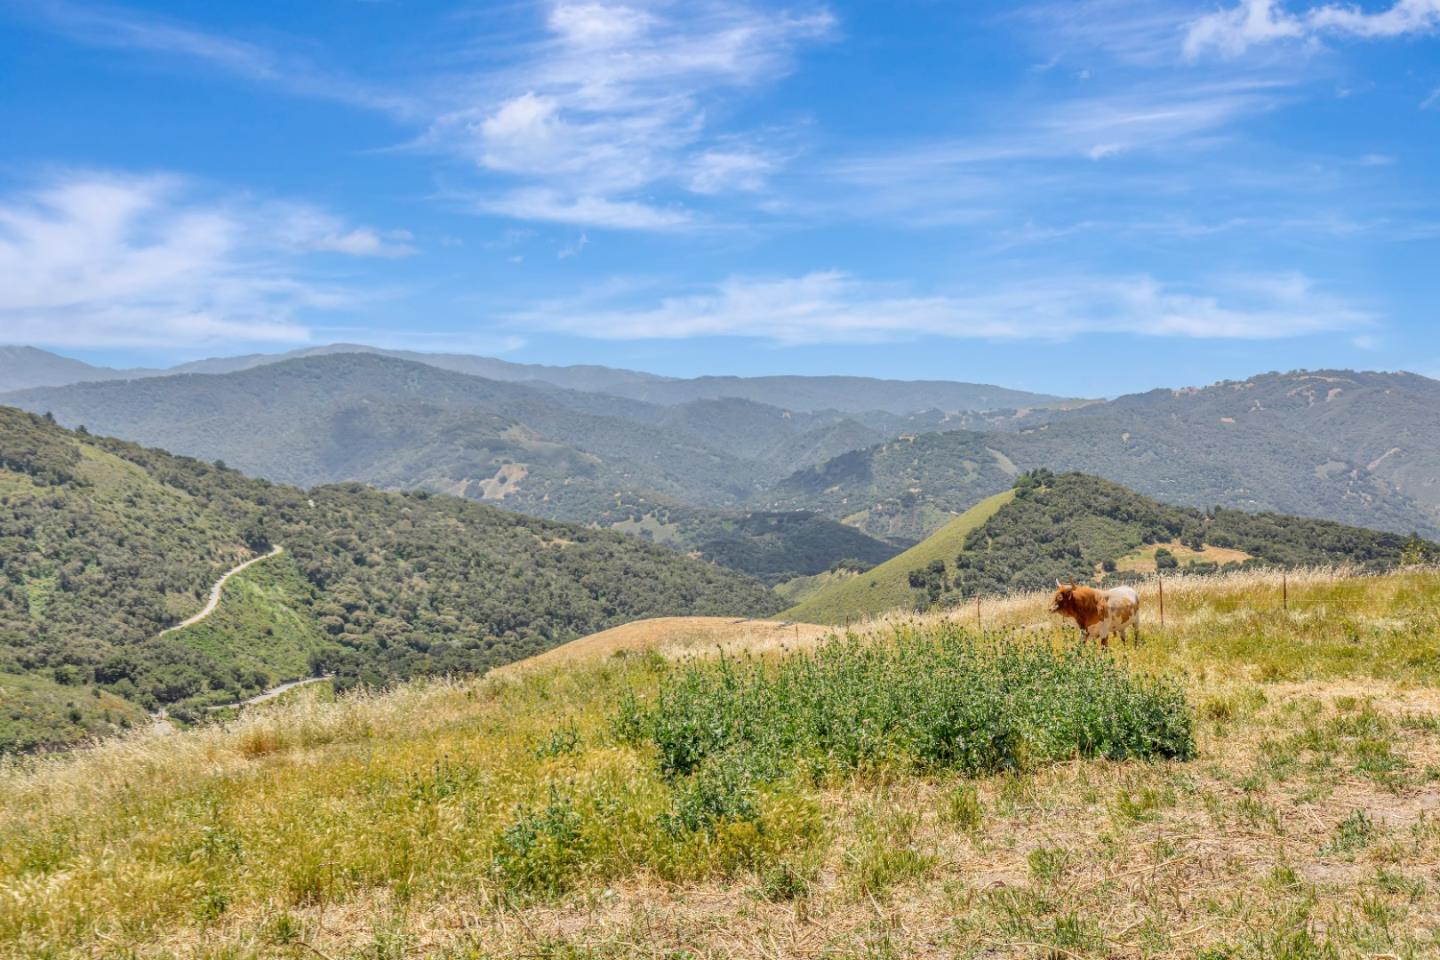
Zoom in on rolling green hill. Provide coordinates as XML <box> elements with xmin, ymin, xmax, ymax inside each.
<box><xmin>0</xmin><ymin>407</ymin><xmax>782</xmax><ymax>752</ymax></box>
<box><xmin>782</xmin><ymin>490</ymin><xmax>1016</xmax><ymax>623</ymax></box>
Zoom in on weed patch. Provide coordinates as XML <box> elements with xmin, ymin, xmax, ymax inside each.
<box><xmin>620</xmin><ymin>624</ymin><xmax>1194</xmax><ymax>830</ymax></box>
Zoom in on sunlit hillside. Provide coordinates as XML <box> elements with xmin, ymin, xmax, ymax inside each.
<box><xmin>782</xmin><ymin>490</ymin><xmax>1015</xmax><ymax>624</ymax></box>
<box><xmin>4</xmin><ymin>565</ymin><xmax>1440</xmax><ymax>959</ymax></box>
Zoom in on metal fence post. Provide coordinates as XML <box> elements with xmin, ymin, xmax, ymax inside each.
<box><xmin>1158</xmin><ymin>575</ymin><xmax>1165</xmax><ymax>627</ymax></box>
<box><xmin>1283</xmin><ymin>573</ymin><xmax>1288</xmax><ymax>612</ymax></box>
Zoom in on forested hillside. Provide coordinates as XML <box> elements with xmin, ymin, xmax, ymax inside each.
<box><xmin>2</xmin><ymin>355</ymin><xmax>910</xmax><ymax>581</ymax></box>
<box><xmin>763</xmin><ymin>371</ymin><xmax>1440</xmax><ymax>541</ymax></box>
<box><xmin>911</xmin><ymin>471</ymin><xmax>1431</xmax><ymax>610</ymax></box>
<box><xmin>593</xmin><ymin>492</ymin><xmax>901</xmax><ymax>584</ymax></box>
<box><xmin>12</xmin><ymin>355</ymin><xmax>1440</xmax><ymax>557</ymax></box>
<box><xmin>0</xmin><ymin>408</ymin><xmax>781</xmax><ymax>752</ymax></box>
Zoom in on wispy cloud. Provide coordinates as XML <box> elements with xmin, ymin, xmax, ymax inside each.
<box><xmin>420</xmin><ymin>1</ymin><xmax>834</xmax><ymax>228</ymax></box>
<box><xmin>1012</xmin><ymin>0</ymin><xmax>1196</xmax><ymax>67</ymax></box>
<box><xmin>1184</xmin><ymin>0</ymin><xmax>1440</xmax><ymax>60</ymax></box>
<box><xmin>507</xmin><ymin>269</ymin><xmax>1372</xmax><ymax>344</ymax></box>
<box><xmin>820</xmin><ymin>77</ymin><xmax>1287</xmax><ymax>226</ymax></box>
<box><xmin>15</xmin><ymin>1</ymin><xmax>836</xmax><ymax>231</ymax></box>
<box><xmin>9</xmin><ymin>0</ymin><xmax>419</xmax><ymax>116</ymax></box>
<box><xmin>0</xmin><ymin>171</ymin><xmax>407</xmax><ymax>349</ymax></box>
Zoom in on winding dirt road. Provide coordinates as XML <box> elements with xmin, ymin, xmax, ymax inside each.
<box><xmin>158</xmin><ymin>545</ymin><xmax>284</xmax><ymax>637</ymax></box>
<box><xmin>205</xmin><ymin>675</ymin><xmax>332</xmax><ymax>712</ymax></box>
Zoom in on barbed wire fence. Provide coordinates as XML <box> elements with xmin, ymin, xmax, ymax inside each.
<box><xmin>897</xmin><ymin>564</ymin><xmax>1440</xmax><ymax>634</ymax></box>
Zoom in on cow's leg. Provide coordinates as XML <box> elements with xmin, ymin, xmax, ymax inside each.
<box><xmin>1130</xmin><ymin>613</ymin><xmax>1141</xmax><ymax>643</ymax></box>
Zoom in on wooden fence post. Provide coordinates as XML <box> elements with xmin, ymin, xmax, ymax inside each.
<box><xmin>976</xmin><ymin>594</ymin><xmax>981</xmax><ymax>631</ymax></box>
<box><xmin>1158</xmin><ymin>575</ymin><xmax>1165</xmax><ymax>628</ymax></box>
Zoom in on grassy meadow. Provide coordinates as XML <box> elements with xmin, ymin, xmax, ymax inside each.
<box><xmin>3</xmin><ymin>566</ymin><xmax>1440</xmax><ymax>958</ymax></box>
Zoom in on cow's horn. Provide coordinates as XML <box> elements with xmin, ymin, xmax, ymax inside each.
<box><xmin>1055</xmin><ymin>578</ymin><xmax>1062</xmax><ymax>588</ymax></box>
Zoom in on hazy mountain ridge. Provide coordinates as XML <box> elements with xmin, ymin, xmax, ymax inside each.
<box><xmin>599</xmin><ymin>372</ymin><xmax>1067</xmax><ymax>414</ymax></box>
<box><xmin>762</xmin><ymin>370</ymin><xmax>1440</xmax><ymax>541</ymax></box>
<box><xmin>0</xmin><ymin>344</ymin><xmax>1066</xmax><ymax>413</ymax></box>
<box><xmin>0</xmin><ymin>345</ymin><xmax>158</xmax><ymax>391</ymax></box>
<box><xmin>8</xmin><ymin>351</ymin><xmax>1436</xmax><ymax>550</ymax></box>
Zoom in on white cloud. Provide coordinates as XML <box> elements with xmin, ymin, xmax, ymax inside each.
<box><xmin>268</xmin><ymin>207</ymin><xmax>418</xmax><ymax>258</ymax></box>
<box><xmin>557</xmin><ymin>232</ymin><xmax>590</xmax><ymax>259</ymax></box>
<box><xmin>687</xmin><ymin>149</ymin><xmax>776</xmax><ymax>194</ymax></box>
<box><xmin>0</xmin><ymin>172</ymin><xmax>404</xmax><ymax>349</ymax></box>
<box><xmin>469</xmin><ymin>188</ymin><xmax>693</xmax><ymax>230</ymax></box>
<box><xmin>423</xmin><ymin>1</ymin><xmax>834</xmax><ymax>227</ymax></box>
<box><xmin>1423</xmin><ymin>88</ymin><xmax>1440</xmax><ymax>109</ymax></box>
<box><xmin>1013</xmin><ymin>0</ymin><xmax>1199</xmax><ymax>67</ymax></box>
<box><xmin>507</xmin><ymin>269</ymin><xmax>1372</xmax><ymax>344</ymax></box>
<box><xmin>1184</xmin><ymin>0</ymin><xmax>1440</xmax><ymax>60</ymax></box>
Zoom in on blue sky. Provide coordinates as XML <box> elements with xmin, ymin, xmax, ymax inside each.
<box><xmin>1</xmin><ymin>0</ymin><xmax>1437</xmax><ymax>395</ymax></box>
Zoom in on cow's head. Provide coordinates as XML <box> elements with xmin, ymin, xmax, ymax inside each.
<box><xmin>1050</xmin><ymin>580</ymin><xmax>1077</xmax><ymax>614</ymax></box>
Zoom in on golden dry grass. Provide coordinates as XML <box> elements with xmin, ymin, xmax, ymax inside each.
<box><xmin>1113</xmin><ymin>539</ymin><xmax>1254</xmax><ymax>573</ymax></box>
<box><xmin>493</xmin><ymin>616</ymin><xmax>832</xmax><ymax>675</ymax></box>
<box><xmin>4</xmin><ymin>566</ymin><xmax>1440</xmax><ymax>959</ymax></box>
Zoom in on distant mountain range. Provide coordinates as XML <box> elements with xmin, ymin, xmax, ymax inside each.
<box><xmin>5</xmin><ymin>347</ymin><xmax>1437</xmax><ymax>560</ymax></box>
<box><xmin>763</xmin><ymin>370</ymin><xmax>1440</xmax><ymax>541</ymax></box>
<box><xmin>0</xmin><ymin>344</ymin><xmax>1069</xmax><ymax>414</ymax></box>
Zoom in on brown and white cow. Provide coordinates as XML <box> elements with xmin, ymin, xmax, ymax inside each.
<box><xmin>1049</xmin><ymin>580</ymin><xmax>1140</xmax><ymax>646</ymax></box>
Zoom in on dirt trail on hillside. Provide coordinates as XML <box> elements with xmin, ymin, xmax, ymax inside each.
<box><xmin>206</xmin><ymin>675</ymin><xmax>331</xmax><ymax>711</ymax></box>
<box><xmin>157</xmin><ymin>545</ymin><xmax>284</xmax><ymax>637</ymax></box>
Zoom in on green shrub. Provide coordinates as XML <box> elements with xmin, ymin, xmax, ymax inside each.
<box><xmin>620</xmin><ymin>624</ymin><xmax>1194</xmax><ymax>816</ymax></box>
<box><xmin>491</xmin><ymin>791</ymin><xmax>586</xmax><ymax>895</ymax></box>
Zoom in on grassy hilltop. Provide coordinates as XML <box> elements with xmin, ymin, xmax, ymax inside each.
<box><xmin>4</xmin><ymin>566</ymin><xmax>1440</xmax><ymax>958</ymax></box>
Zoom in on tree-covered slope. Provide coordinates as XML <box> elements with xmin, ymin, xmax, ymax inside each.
<box><xmin>759</xmin><ymin>433</ymin><xmax>1024</xmax><ymax>542</ymax></box>
<box><xmin>909</xmin><ymin>471</ymin><xmax>1432</xmax><ymax>614</ymax></box>
<box><xmin>1</xmin><ymin>354</ymin><xmax>911</xmax><ymax>582</ymax></box>
<box><xmin>761</xmin><ymin>371</ymin><xmax>1440</xmax><ymax>542</ymax></box>
<box><xmin>595</xmin><ymin>491</ymin><xmax>901</xmax><ymax>585</ymax></box>
<box><xmin>0</xmin><ymin>407</ymin><xmax>782</xmax><ymax>752</ymax></box>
